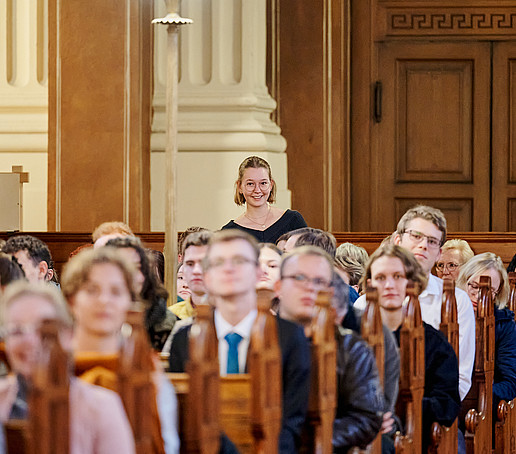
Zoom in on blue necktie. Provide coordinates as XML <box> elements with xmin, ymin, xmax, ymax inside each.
<box><xmin>225</xmin><ymin>332</ymin><xmax>243</xmax><ymax>374</ymax></box>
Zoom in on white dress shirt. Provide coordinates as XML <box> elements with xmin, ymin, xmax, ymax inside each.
<box><xmin>354</xmin><ymin>273</ymin><xmax>475</xmax><ymax>400</ymax></box>
<box><xmin>214</xmin><ymin>309</ymin><xmax>258</xmax><ymax>376</ymax></box>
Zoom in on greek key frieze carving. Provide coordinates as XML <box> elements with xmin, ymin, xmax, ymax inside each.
<box><xmin>386</xmin><ymin>11</ymin><xmax>516</xmax><ymax>36</ymax></box>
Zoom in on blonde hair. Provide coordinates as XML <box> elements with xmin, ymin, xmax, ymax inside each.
<box><xmin>61</xmin><ymin>247</ymin><xmax>138</xmax><ymax>303</ymax></box>
<box><xmin>233</xmin><ymin>156</ymin><xmax>277</xmax><ymax>206</ymax></box>
<box><xmin>441</xmin><ymin>239</ymin><xmax>474</xmax><ymax>264</ymax></box>
<box><xmin>1</xmin><ymin>281</ymin><xmax>73</xmax><ymax>329</ymax></box>
<box><xmin>92</xmin><ymin>221</ymin><xmax>134</xmax><ymax>243</ymax></box>
<box><xmin>457</xmin><ymin>252</ymin><xmax>509</xmax><ymax>308</ymax></box>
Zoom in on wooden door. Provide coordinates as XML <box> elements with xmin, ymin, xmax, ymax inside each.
<box><xmin>492</xmin><ymin>42</ymin><xmax>516</xmax><ymax>231</ymax></box>
<box><xmin>371</xmin><ymin>41</ymin><xmax>491</xmax><ymax>231</ymax></box>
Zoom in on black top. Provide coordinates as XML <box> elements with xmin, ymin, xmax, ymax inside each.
<box><xmin>394</xmin><ymin>322</ymin><xmax>460</xmax><ymax>450</ymax></box>
<box><xmin>221</xmin><ymin>209</ymin><xmax>307</xmax><ymax>243</ymax></box>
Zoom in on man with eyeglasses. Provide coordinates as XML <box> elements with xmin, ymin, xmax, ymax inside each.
<box><xmin>356</xmin><ymin>205</ymin><xmax>475</xmax><ymax>402</ymax></box>
<box><xmin>169</xmin><ymin>229</ymin><xmax>311</xmax><ymax>454</ymax></box>
<box><xmin>275</xmin><ymin>246</ymin><xmax>385</xmax><ymax>451</ymax></box>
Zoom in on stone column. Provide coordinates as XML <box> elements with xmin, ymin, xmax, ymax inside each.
<box><xmin>0</xmin><ymin>0</ymin><xmax>48</xmax><ymax>230</ymax></box>
<box><xmin>151</xmin><ymin>0</ymin><xmax>289</xmax><ymax>231</ymax></box>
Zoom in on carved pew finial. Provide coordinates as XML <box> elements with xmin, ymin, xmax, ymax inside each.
<box><xmin>464</xmin><ymin>275</ymin><xmax>494</xmax><ymax>453</ymax></box>
<box><xmin>395</xmin><ymin>281</ymin><xmax>424</xmax><ymax>454</ymax></box>
<box><xmin>29</xmin><ymin>318</ymin><xmax>70</xmax><ymax>454</ymax></box>
<box><xmin>249</xmin><ymin>288</ymin><xmax>282</xmax><ymax>453</ymax></box>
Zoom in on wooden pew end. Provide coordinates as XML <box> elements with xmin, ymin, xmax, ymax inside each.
<box><xmin>465</xmin><ymin>409</ymin><xmax>480</xmax><ymax>434</ymax></box>
<box><xmin>429</xmin><ymin>422</ymin><xmax>442</xmax><ymax>450</ymax></box>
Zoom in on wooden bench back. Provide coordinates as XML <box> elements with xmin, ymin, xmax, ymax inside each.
<box><xmin>74</xmin><ymin>310</ymin><xmax>164</xmax><ymax>454</ymax></box>
<box><xmin>356</xmin><ymin>286</ymin><xmax>384</xmax><ymax>454</ymax></box>
<box><xmin>170</xmin><ymin>289</ymin><xmax>282</xmax><ymax>454</ymax></box>
<box><xmin>463</xmin><ymin>275</ymin><xmax>495</xmax><ymax>453</ymax></box>
<box><xmin>395</xmin><ymin>282</ymin><xmax>425</xmax><ymax>454</ymax></box>
<box><xmin>300</xmin><ymin>290</ymin><xmax>336</xmax><ymax>454</ymax></box>
<box><xmin>428</xmin><ymin>280</ymin><xmax>459</xmax><ymax>453</ymax></box>
<box><xmin>5</xmin><ymin>319</ymin><xmax>70</xmax><ymax>454</ymax></box>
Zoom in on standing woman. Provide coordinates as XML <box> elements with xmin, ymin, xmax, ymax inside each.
<box><xmin>221</xmin><ymin>156</ymin><xmax>307</xmax><ymax>243</ymax></box>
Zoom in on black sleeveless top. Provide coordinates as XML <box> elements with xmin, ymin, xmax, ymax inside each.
<box><xmin>221</xmin><ymin>209</ymin><xmax>307</xmax><ymax>243</ymax></box>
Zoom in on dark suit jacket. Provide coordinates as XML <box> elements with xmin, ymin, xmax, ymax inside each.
<box><xmin>169</xmin><ymin>315</ymin><xmax>311</xmax><ymax>454</ymax></box>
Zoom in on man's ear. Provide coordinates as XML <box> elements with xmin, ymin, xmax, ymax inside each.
<box><xmin>367</xmin><ymin>278</ymin><xmax>372</xmax><ymax>287</ymax></box>
<box><xmin>38</xmin><ymin>261</ymin><xmax>49</xmax><ymax>281</ymax></box>
<box><xmin>393</xmin><ymin>233</ymin><xmax>402</xmax><ymax>246</ymax></box>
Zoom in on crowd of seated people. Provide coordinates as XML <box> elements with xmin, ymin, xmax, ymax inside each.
<box><xmin>0</xmin><ymin>156</ymin><xmax>516</xmax><ymax>453</ymax></box>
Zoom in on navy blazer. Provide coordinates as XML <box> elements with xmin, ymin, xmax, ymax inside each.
<box><xmin>169</xmin><ymin>315</ymin><xmax>311</xmax><ymax>454</ymax></box>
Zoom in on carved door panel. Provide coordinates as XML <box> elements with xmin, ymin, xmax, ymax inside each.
<box><xmin>492</xmin><ymin>42</ymin><xmax>516</xmax><ymax>231</ymax></box>
<box><xmin>371</xmin><ymin>41</ymin><xmax>491</xmax><ymax>231</ymax></box>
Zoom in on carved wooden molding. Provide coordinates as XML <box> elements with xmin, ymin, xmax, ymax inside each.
<box><xmin>379</xmin><ymin>9</ymin><xmax>516</xmax><ymax>37</ymax></box>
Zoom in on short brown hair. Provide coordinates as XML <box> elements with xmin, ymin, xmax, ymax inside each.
<box><xmin>396</xmin><ymin>205</ymin><xmax>447</xmax><ymax>246</ymax></box>
<box><xmin>204</xmin><ymin>229</ymin><xmax>259</xmax><ymax>270</ymax></box>
<box><xmin>182</xmin><ymin>230</ymin><xmax>214</xmax><ymax>256</ymax></box>
<box><xmin>280</xmin><ymin>245</ymin><xmax>334</xmax><ymax>280</ymax></box>
<box><xmin>92</xmin><ymin>221</ymin><xmax>134</xmax><ymax>242</ymax></box>
<box><xmin>61</xmin><ymin>247</ymin><xmax>139</xmax><ymax>304</ymax></box>
<box><xmin>294</xmin><ymin>230</ymin><xmax>337</xmax><ymax>258</ymax></box>
<box><xmin>361</xmin><ymin>244</ymin><xmax>428</xmax><ymax>295</ymax></box>
<box><xmin>233</xmin><ymin>156</ymin><xmax>277</xmax><ymax>206</ymax></box>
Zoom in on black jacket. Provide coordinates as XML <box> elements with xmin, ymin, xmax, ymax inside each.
<box><xmin>394</xmin><ymin>322</ymin><xmax>460</xmax><ymax>450</ymax></box>
<box><xmin>333</xmin><ymin>326</ymin><xmax>384</xmax><ymax>452</ymax></box>
<box><xmin>493</xmin><ymin>307</ymin><xmax>516</xmax><ymax>408</ymax></box>
<box><xmin>169</xmin><ymin>315</ymin><xmax>311</xmax><ymax>454</ymax></box>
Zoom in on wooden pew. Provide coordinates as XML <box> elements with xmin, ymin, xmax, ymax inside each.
<box><xmin>428</xmin><ymin>279</ymin><xmax>460</xmax><ymax>453</ymax></box>
<box><xmin>463</xmin><ymin>276</ymin><xmax>495</xmax><ymax>454</ymax></box>
<box><xmin>395</xmin><ymin>282</ymin><xmax>425</xmax><ymax>454</ymax></box>
<box><xmin>75</xmin><ymin>310</ymin><xmax>165</xmax><ymax>454</ymax></box>
<box><xmin>300</xmin><ymin>290</ymin><xmax>337</xmax><ymax>454</ymax></box>
<box><xmin>5</xmin><ymin>231</ymin><xmax>516</xmax><ymax>276</ymax></box>
<box><xmin>169</xmin><ymin>288</ymin><xmax>282</xmax><ymax>454</ymax></box>
<box><xmin>354</xmin><ymin>286</ymin><xmax>384</xmax><ymax>454</ymax></box>
<box><xmin>494</xmin><ymin>272</ymin><xmax>516</xmax><ymax>453</ymax></box>
<box><xmin>5</xmin><ymin>319</ymin><xmax>70</xmax><ymax>454</ymax></box>
<box><xmin>507</xmin><ymin>272</ymin><xmax>516</xmax><ymax>320</ymax></box>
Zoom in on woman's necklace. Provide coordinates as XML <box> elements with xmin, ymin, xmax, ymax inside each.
<box><xmin>244</xmin><ymin>206</ymin><xmax>271</xmax><ymax>229</ymax></box>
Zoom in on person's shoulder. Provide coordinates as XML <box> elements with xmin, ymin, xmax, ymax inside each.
<box><xmin>72</xmin><ymin>378</ymin><xmax>123</xmax><ymax>409</ymax></box>
<box><xmin>353</xmin><ymin>293</ymin><xmax>367</xmax><ymax>310</ymax></box>
<box><xmin>423</xmin><ymin>322</ymin><xmax>455</xmax><ymax>354</ymax></box>
<box><xmin>276</xmin><ymin>315</ymin><xmax>306</xmax><ymax>338</ymax></box>
<box><xmin>284</xmin><ymin>209</ymin><xmax>307</xmax><ymax>226</ymax></box>
<box><xmin>221</xmin><ymin>220</ymin><xmax>236</xmax><ymax>230</ymax></box>
<box><xmin>495</xmin><ymin>306</ymin><xmax>515</xmax><ymax>323</ymax></box>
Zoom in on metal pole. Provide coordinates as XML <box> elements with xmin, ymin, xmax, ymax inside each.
<box><xmin>152</xmin><ymin>0</ymin><xmax>192</xmax><ymax>303</ymax></box>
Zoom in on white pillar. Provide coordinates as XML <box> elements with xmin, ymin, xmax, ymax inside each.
<box><xmin>0</xmin><ymin>0</ymin><xmax>48</xmax><ymax>230</ymax></box>
<box><xmin>151</xmin><ymin>0</ymin><xmax>289</xmax><ymax>232</ymax></box>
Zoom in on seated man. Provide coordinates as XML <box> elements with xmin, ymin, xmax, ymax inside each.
<box><xmin>274</xmin><ymin>245</ymin><xmax>384</xmax><ymax>452</ymax></box>
<box><xmin>2</xmin><ymin>235</ymin><xmax>55</xmax><ymax>284</ymax></box>
<box><xmin>170</xmin><ymin>230</ymin><xmax>213</xmax><ymax>320</ymax></box>
<box><xmin>355</xmin><ymin>205</ymin><xmax>475</xmax><ymax>401</ymax></box>
<box><xmin>169</xmin><ymin>230</ymin><xmax>311</xmax><ymax>453</ymax></box>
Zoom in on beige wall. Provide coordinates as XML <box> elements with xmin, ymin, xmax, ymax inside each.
<box><xmin>1</xmin><ymin>0</ymin><xmax>289</xmax><ymax>232</ymax></box>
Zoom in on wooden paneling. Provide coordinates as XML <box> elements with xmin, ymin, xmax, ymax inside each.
<box><xmin>372</xmin><ymin>41</ymin><xmax>490</xmax><ymax>231</ymax></box>
<box><xmin>268</xmin><ymin>0</ymin><xmax>351</xmax><ymax>230</ymax></box>
<box><xmin>492</xmin><ymin>42</ymin><xmax>516</xmax><ymax>231</ymax></box>
<box><xmin>48</xmin><ymin>0</ymin><xmax>152</xmax><ymax>233</ymax></box>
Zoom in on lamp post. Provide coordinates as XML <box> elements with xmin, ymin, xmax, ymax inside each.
<box><xmin>152</xmin><ymin>1</ymin><xmax>192</xmax><ymax>302</ymax></box>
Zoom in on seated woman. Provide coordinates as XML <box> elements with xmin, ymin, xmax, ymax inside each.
<box><xmin>0</xmin><ymin>281</ymin><xmax>135</xmax><ymax>453</ymax></box>
<box><xmin>361</xmin><ymin>244</ymin><xmax>461</xmax><ymax>450</ymax></box>
<box><xmin>257</xmin><ymin>243</ymin><xmax>282</xmax><ymax>291</ymax></box>
<box><xmin>60</xmin><ymin>247</ymin><xmax>179</xmax><ymax>454</ymax></box>
<box><xmin>457</xmin><ymin>252</ymin><xmax>516</xmax><ymax>408</ymax></box>
<box><xmin>105</xmin><ymin>236</ymin><xmax>177</xmax><ymax>352</ymax></box>
<box><xmin>221</xmin><ymin>156</ymin><xmax>307</xmax><ymax>243</ymax></box>
<box><xmin>435</xmin><ymin>239</ymin><xmax>474</xmax><ymax>281</ymax></box>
